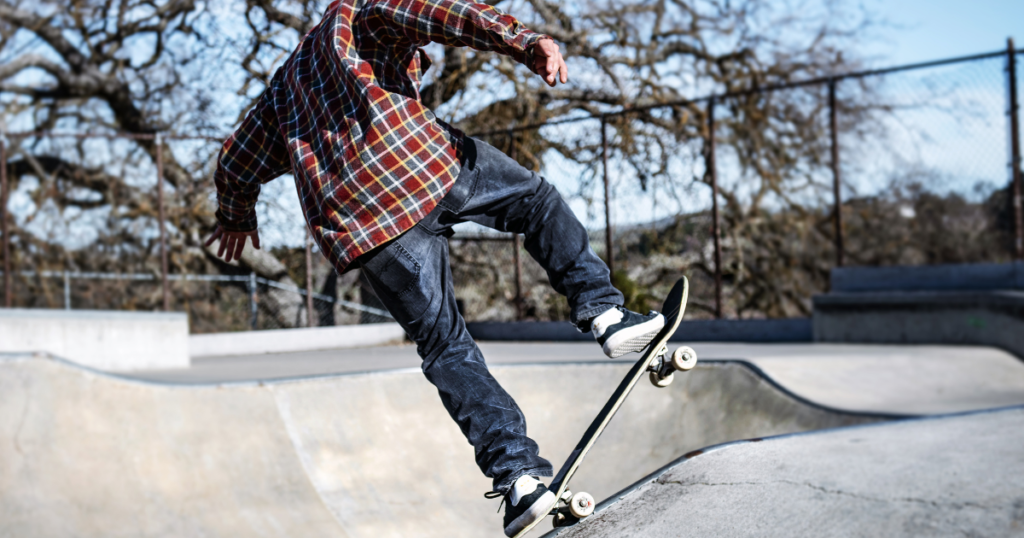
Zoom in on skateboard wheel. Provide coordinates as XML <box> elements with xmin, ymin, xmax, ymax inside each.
<box><xmin>650</xmin><ymin>370</ymin><xmax>673</xmax><ymax>387</ymax></box>
<box><xmin>671</xmin><ymin>346</ymin><xmax>698</xmax><ymax>371</ymax></box>
<box><xmin>569</xmin><ymin>492</ymin><xmax>595</xmax><ymax>518</ymax></box>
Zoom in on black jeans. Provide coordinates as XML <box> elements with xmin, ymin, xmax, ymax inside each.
<box><xmin>358</xmin><ymin>137</ymin><xmax>623</xmax><ymax>493</ymax></box>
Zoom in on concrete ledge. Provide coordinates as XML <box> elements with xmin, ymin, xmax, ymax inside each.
<box><xmin>466</xmin><ymin>318</ymin><xmax>812</xmax><ymax>343</ymax></box>
<box><xmin>814</xmin><ymin>291</ymin><xmax>1024</xmax><ymax>359</ymax></box>
<box><xmin>189</xmin><ymin>323</ymin><xmax>407</xmax><ymax>358</ymax></box>
<box><xmin>0</xmin><ymin>308</ymin><xmax>189</xmax><ymax>371</ymax></box>
<box><xmin>831</xmin><ymin>262</ymin><xmax>1024</xmax><ymax>293</ymax></box>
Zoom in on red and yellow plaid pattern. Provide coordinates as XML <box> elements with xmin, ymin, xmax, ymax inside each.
<box><xmin>214</xmin><ymin>0</ymin><xmax>546</xmax><ymax>271</ymax></box>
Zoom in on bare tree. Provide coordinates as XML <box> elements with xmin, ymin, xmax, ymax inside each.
<box><xmin>1</xmin><ymin>0</ymin><xmax>890</xmax><ymax>322</ymax></box>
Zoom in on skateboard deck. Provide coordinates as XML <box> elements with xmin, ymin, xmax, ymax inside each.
<box><xmin>512</xmin><ymin>277</ymin><xmax>690</xmax><ymax>537</ymax></box>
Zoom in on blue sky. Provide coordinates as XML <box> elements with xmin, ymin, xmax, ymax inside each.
<box><xmin>867</xmin><ymin>0</ymin><xmax>1023</xmax><ymax>65</ymax></box>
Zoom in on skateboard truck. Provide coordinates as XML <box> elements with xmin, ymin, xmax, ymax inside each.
<box><xmin>550</xmin><ymin>489</ymin><xmax>595</xmax><ymax>527</ymax></box>
<box><xmin>647</xmin><ymin>345</ymin><xmax>698</xmax><ymax>387</ymax></box>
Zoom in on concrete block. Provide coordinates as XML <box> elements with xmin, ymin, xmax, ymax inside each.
<box><xmin>0</xmin><ymin>308</ymin><xmax>189</xmax><ymax>371</ymax></box>
<box><xmin>813</xmin><ymin>291</ymin><xmax>1024</xmax><ymax>359</ymax></box>
<box><xmin>831</xmin><ymin>261</ymin><xmax>1024</xmax><ymax>293</ymax></box>
<box><xmin>189</xmin><ymin>323</ymin><xmax>407</xmax><ymax>358</ymax></box>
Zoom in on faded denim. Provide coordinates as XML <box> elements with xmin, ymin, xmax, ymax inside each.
<box><xmin>357</xmin><ymin>137</ymin><xmax>623</xmax><ymax>493</ymax></box>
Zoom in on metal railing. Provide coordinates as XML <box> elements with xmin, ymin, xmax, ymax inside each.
<box><xmin>1</xmin><ymin>41</ymin><xmax>1021</xmax><ymax>324</ymax></box>
<box><xmin>0</xmin><ymin>269</ymin><xmax>392</xmax><ymax>328</ymax></box>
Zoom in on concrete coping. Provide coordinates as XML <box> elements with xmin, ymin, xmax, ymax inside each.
<box><xmin>0</xmin><ymin>308</ymin><xmax>187</xmax><ymax>321</ymax></box>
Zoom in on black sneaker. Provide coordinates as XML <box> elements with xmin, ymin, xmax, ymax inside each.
<box><xmin>493</xmin><ymin>475</ymin><xmax>556</xmax><ymax>537</ymax></box>
<box><xmin>591</xmin><ymin>306</ymin><xmax>665</xmax><ymax>358</ymax></box>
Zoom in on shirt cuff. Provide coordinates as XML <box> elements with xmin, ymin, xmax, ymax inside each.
<box><xmin>516</xmin><ymin>31</ymin><xmax>551</xmax><ymax>71</ymax></box>
<box><xmin>215</xmin><ymin>208</ymin><xmax>258</xmax><ymax>233</ymax></box>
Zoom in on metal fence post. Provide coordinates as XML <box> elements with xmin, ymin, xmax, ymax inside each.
<box><xmin>63</xmin><ymin>271</ymin><xmax>71</xmax><ymax>310</ymax></box>
<box><xmin>155</xmin><ymin>133</ymin><xmax>171</xmax><ymax>310</ymax></box>
<box><xmin>601</xmin><ymin>117</ymin><xmax>615</xmax><ymax>276</ymax></box>
<box><xmin>305</xmin><ymin>230</ymin><xmax>315</xmax><ymax>327</ymax></box>
<box><xmin>1008</xmin><ymin>38</ymin><xmax>1023</xmax><ymax>260</ymax></box>
<box><xmin>829</xmin><ymin>80</ymin><xmax>846</xmax><ymax>267</ymax></box>
<box><xmin>509</xmin><ymin>129</ymin><xmax>524</xmax><ymax>320</ymax></box>
<box><xmin>0</xmin><ymin>133</ymin><xmax>9</xmax><ymax>308</ymax></box>
<box><xmin>249</xmin><ymin>271</ymin><xmax>258</xmax><ymax>330</ymax></box>
<box><xmin>707</xmin><ymin>98</ymin><xmax>723</xmax><ymax>319</ymax></box>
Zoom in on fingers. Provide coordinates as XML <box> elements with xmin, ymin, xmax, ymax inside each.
<box><xmin>546</xmin><ymin>51</ymin><xmax>557</xmax><ymax>86</ymax></box>
<box><xmin>231</xmin><ymin>234</ymin><xmax>246</xmax><ymax>262</ymax></box>
<box><xmin>204</xmin><ymin>227</ymin><xmax>223</xmax><ymax>248</ymax></box>
<box><xmin>207</xmin><ymin>226</ymin><xmax>259</xmax><ymax>262</ymax></box>
<box><xmin>535</xmin><ymin>38</ymin><xmax>567</xmax><ymax>87</ymax></box>
<box><xmin>217</xmin><ymin>233</ymin><xmax>230</xmax><ymax>259</ymax></box>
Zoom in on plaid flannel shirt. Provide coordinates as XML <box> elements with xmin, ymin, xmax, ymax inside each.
<box><xmin>213</xmin><ymin>0</ymin><xmax>547</xmax><ymax>272</ymax></box>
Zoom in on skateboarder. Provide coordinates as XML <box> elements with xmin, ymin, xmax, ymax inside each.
<box><xmin>204</xmin><ymin>0</ymin><xmax>664</xmax><ymax>534</ymax></box>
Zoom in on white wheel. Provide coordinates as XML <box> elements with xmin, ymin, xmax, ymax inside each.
<box><xmin>671</xmin><ymin>346</ymin><xmax>698</xmax><ymax>371</ymax></box>
<box><xmin>569</xmin><ymin>491</ymin><xmax>595</xmax><ymax>518</ymax></box>
<box><xmin>649</xmin><ymin>370</ymin><xmax>673</xmax><ymax>387</ymax></box>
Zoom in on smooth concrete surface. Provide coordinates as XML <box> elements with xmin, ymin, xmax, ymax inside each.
<box><xmin>831</xmin><ymin>261</ymin><xmax>1024</xmax><ymax>292</ymax></box>
<box><xmin>0</xmin><ymin>308</ymin><xmax>188</xmax><ymax>371</ymax></box>
<box><xmin>548</xmin><ymin>406</ymin><xmax>1024</xmax><ymax>538</ymax></box>
<box><xmin>814</xmin><ymin>291</ymin><xmax>1024</xmax><ymax>359</ymax></box>
<box><xmin>133</xmin><ymin>342</ymin><xmax>1024</xmax><ymax>416</ymax></box>
<box><xmin>0</xmin><ymin>353</ymin><xmax>883</xmax><ymax>538</ymax></box>
<box><xmin>188</xmin><ymin>322</ymin><xmax>406</xmax><ymax>358</ymax></box>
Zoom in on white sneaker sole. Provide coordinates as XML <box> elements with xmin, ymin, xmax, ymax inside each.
<box><xmin>504</xmin><ymin>490</ymin><xmax>556</xmax><ymax>537</ymax></box>
<box><xmin>602</xmin><ymin>315</ymin><xmax>665</xmax><ymax>358</ymax></box>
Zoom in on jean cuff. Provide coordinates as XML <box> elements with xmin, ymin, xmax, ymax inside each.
<box><xmin>573</xmin><ymin>304</ymin><xmax>618</xmax><ymax>333</ymax></box>
<box><xmin>494</xmin><ymin>465</ymin><xmax>555</xmax><ymax>495</ymax></box>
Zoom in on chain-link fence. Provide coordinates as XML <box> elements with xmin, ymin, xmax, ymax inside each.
<box><xmin>451</xmin><ymin>43</ymin><xmax>1024</xmax><ymax>321</ymax></box>
<box><xmin>1</xmin><ymin>44</ymin><xmax>1021</xmax><ymax>329</ymax></box>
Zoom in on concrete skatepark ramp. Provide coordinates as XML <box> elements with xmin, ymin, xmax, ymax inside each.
<box><xmin>0</xmin><ymin>353</ymin><xmax>887</xmax><ymax>538</ymax></box>
<box><xmin>546</xmin><ymin>406</ymin><xmax>1024</xmax><ymax>538</ymax></box>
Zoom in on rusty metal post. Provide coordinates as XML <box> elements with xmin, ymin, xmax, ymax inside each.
<box><xmin>601</xmin><ymin>117</ymin><xmax>615</xmax><ymax>276</ymax></box>
<box><xmin>305</xmin><ymin>230</ymin><xmax>316</xmax><ymax>327</ymax></box>
<box><xmin>707</xmin><ymin>98</ymin><xmax>723</xmax><ymax>319</ymax></box>
<box><xmin>155</xmin><ymin>134</ymin><xmax>171</xmax><ymax>311</ymax></box>
<box><xmin>829</xmin><ymin>80</ymin><xmax>846</xmax><ymax>267</ymax></box>
<box><xmin>0</xmin><ymin>134</ymin><xmax>9</xmax><ymax>307</ymax></box>
<box><xmin>1009</xmin><ymin>38</ymin><xmax>1023</xmax><ymax>259</ymax></box>
<box><xmin>509</xmin><ymin>129</ymin><xmax>524</xmax><ymax>320</ymax></box>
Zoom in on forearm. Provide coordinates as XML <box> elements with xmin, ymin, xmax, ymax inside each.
<box><xmin>363</xmin><ymin>0</ymin><xmax>548</xmax><ymax>67</ymax></box>
<box><xmin>214</xmin><ymin>84</ymin><xmax>290</xmax><ymax>232</ymax></box>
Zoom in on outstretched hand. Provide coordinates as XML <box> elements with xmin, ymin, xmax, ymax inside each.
<box><xmin>533</xmin><ymin>38</ymin><xmax>568</xmax><ymax>87</ymax></box>
<box><xmin>204</xmin><ymin>226</ymin><xmax>261</xmax><ymax>263</ymax></box>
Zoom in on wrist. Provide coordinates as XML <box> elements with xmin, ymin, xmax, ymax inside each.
<box><xmin>215</xmin><ymin>208</ymin><xmax>258</xmax><ymax>233</ymax></box>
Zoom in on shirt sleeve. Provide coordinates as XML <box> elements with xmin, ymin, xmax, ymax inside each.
<box><xmin>213</xmin><ymin>84</ymin><xmax>291</xmax><ymax>233</ymax></box>
<box><xmin>361</xmin><ymin>0</ymin><xmax>548</xmax><ymax>68</ymax></box>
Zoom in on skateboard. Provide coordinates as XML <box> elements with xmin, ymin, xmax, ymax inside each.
<box><xmin>512</xmin><ymin>277</ymin><xmax>697</xmax><ymax>537</ymax></box>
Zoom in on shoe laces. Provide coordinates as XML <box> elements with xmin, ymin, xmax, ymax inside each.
<box><xmin>484</xmin><ymin>490</ymin><xmax>506</xmax><ymax>513</ymax></box>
